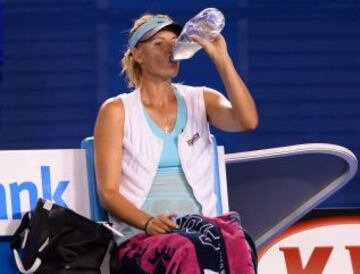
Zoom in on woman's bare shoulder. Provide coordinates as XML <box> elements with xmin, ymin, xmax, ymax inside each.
<box><xmin>98</xmin><ymin>95</ymin><xmax>125</xmax><ymax>119</ymax></box>
<box><xmin>94</xmin><ymin>96</ymin><xmax>125</xmax><ymax>141</ymax></box>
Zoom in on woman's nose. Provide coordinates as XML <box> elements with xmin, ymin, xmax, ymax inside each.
<box><xmin>168</xmin><ymin>40</ymin><xmax>176</xmax><ymax>51</ymax></box>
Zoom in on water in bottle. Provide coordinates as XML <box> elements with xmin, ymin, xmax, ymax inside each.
<box><xmin>171</xmin><ymin>8</ymin><xmax>225</xmax><ymax>61</ymax></box>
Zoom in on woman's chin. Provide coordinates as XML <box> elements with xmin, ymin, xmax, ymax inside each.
<box><xmin>165</xmin><ymin>66</ymin><xmax>179</xmax><ymax>79</ymax></box>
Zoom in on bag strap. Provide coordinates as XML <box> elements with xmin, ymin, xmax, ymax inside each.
<box><xmin>10</xmin><ymin>212</ymin><xmax>31</xmax><ymax>250</ymax></box>
<box><xmin>100</xmin><ymin>222</ymin><xmax>124</xmax><ymax>237</ymax></box>
<box><xmin>13</xmin><ymin>249</ymin><xmax>41</xmax><ymax>274</ymax></box>
<box><xmin>12</xmin><ymin>237</ymin><xmax>49</xmax><ymax>274</ymax></box>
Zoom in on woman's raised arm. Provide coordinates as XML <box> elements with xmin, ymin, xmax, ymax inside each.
<box><xmin>191</xmin><ymin>34</ymin><xmax>259</xmax><ymax>132</ymax></box>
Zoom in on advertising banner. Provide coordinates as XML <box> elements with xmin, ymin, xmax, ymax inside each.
<box><xmin>0</xmin><ymin>149</ymin><xmax>90</xmax><ymax>236</ymax></box>
<box><xmin>258</xmin><ymin>210</ymin><xmax>360</xmax><ymax>274</ymax></box>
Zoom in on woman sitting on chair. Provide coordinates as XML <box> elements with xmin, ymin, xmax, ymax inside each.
<box><xmin>94</xmin><ymin>13</ymin><xmax>258</xmax><ymax>274</ymax></box>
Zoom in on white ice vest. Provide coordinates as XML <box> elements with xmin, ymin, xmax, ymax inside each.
<box><xmin>109</xmin><ymin>84</ymin><xmax>217</xmax><ymax>232</ymax></box>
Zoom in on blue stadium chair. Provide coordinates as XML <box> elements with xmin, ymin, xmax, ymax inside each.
<box><xmin>80</xmin><ymin>137</ymin><xmax>108</xmax><ymax>222</ymax></box>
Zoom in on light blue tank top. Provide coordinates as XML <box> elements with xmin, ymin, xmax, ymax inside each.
<box><xmin>143</xmin><ymin>88</ymin><xmax>185</xmax><ymax>169</ymax></box>
<box><xmin>117</xmin><ymin>88</ymin><xmax>202</xmax><ymax>244</ymax></box>
<box><xmin>142</xmin><ymin>87</ymin><xmax>202</xmax><ymax>214</ymax></box>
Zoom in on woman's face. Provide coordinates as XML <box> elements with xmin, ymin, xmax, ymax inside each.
<box><xmin>133</xmin><ymin>30</ymin><xmax>179</xmax><ymax>81</ymax></box>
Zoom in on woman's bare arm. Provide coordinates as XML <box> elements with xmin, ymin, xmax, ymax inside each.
<box><xmin>191</xmin><ymin>34</ymin><xmax>259</xmax><ymax>132</ymax></box>
<box><xmin>94</xmin><ymin>97</ymin><xmax>177</xmax><ymax>234</ymax></box>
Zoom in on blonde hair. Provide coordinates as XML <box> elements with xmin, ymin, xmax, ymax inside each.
<box><xmin>121</xmin><ymin>14</ymin><xmax>173</xmax><ymax>88</ymax></box>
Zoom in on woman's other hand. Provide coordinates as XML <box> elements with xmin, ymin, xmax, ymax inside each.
<box><xmin>145</xmin><ymin>214</ymin><xmax>179</xmax><ymax>235</ymax></box>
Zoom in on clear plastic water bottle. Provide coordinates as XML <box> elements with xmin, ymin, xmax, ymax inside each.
<box><xmin>171</xmin><ymin>8</ymin><xmax>225</xmax><ymax>61</ymax></box>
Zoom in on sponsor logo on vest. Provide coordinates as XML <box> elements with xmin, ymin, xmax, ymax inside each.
<box><xmin>0</xmin><ymin>166</ymin><xmax>69</xmax><ymax>220</ymax></box>
<box><xmin>187</xmin><ymin>132</ymin><xmax>200</xmax><ymax>146</ymax></box>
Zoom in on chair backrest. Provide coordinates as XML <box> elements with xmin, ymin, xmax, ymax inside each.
<box><xmin>211</xmin><ymin>135</ymin><xmax>229</xmax><ymax>214</ymax></box>
<box><xmin>81</xmin><ymin>137</ymin><xmax>108</xmax><ymax>222</ymax></box>
<box><xmin>80</xmin><ymin>135</ymin><xmax>228</xmax><ymax>220</ymax></box>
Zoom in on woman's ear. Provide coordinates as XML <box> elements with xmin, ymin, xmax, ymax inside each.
<box><xmin>132</xmin><ymin>48</ymin><xmax>143</xmax><ymax>64</ymax></box>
